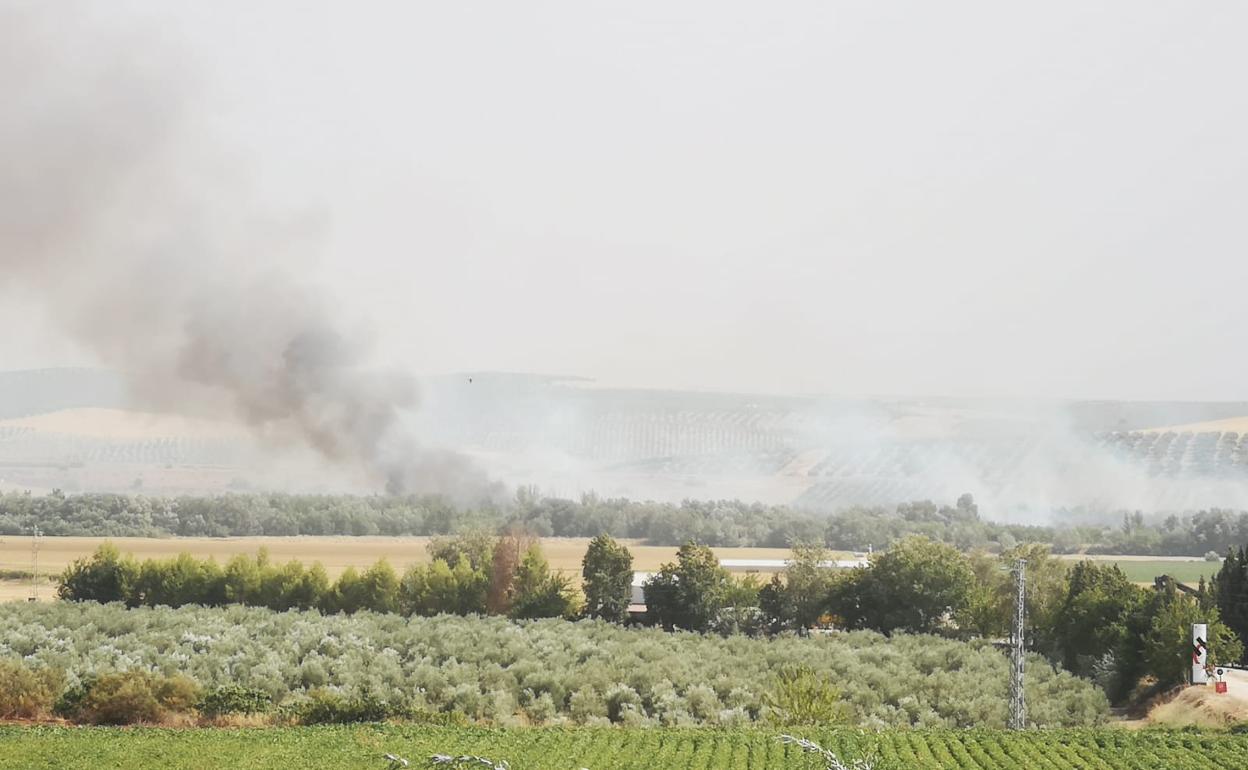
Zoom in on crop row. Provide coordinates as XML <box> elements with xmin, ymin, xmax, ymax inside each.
<box><xmin>1098</xmin><ymin>431</ymin><xmax>1248</xmax><ymax>476</ymax></box>
<box><xmin>2</xmin><ymin>726</ymin><xmax>1246</xmax><ymax>769</ymax></box>
<box><xmin>0</xmin><ymin>432</ymin><xmax>237</xmax><ymax>465</ymax></box>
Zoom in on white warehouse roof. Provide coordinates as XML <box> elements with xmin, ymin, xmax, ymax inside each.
<box><xmin>720</xmin><ymin>558</ymin><xmax>867</xmax><ymax>571</ymax></box>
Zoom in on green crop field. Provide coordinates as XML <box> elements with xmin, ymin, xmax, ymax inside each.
<box><xmin>1106</xmin><ymin>560</ymin><xmax>1215</xmax><ymax>585</ymax></box>
<box><xmin>3</xmin><ymin>726</ymin><xmax>1248</xmax><ymax>770</ymax></box>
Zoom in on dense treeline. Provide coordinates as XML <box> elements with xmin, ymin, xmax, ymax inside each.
<box><xmin>0</xmin><ymin>603</ymin><xmax>1108</xmax><ymax>728</ymax></box>
<box><xmin>1212</xmin><ymin>547</ymin><xmax>1248</xmax><ymax>666</ymax></box>
<box><xmin>631</xmin><ymin>536</ymin><xmax>1245</xmax><ymax>702</ymax></box>
<box><xmin>58</xmin><ymin>534</ymin><xmax>581</xmax><ymax>621</ymax></box>
<box><xmin>6</xmin><ymin>488</ymin><xmax>1248</xmax><ymax>554</ymax></box>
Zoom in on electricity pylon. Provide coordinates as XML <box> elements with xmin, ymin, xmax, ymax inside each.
<box><xmin>1009</xmin><ymin>558</ymin><xmax>1027</xmax><ymax>730</ymax></box>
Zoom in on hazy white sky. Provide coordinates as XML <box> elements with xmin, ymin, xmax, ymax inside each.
<box><xmin>5</xmin><ymin>1</ymin><xmax>1247</xmax><ymax>401</ymax></box>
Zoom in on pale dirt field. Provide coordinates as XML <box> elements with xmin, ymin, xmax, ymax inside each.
<box><xmin>0</xmin><ymin>580</ymin><xmax>46</xmax><ymax>602</ymax></box>
<box><xmin>0</xmin><ymin>536</ymin><xmax>820</xmax><ymax>601</ymax></box>
<box><xmin>1141</xmin><ymin>416</ymin><xmax>1248</xmax><ymax>434</ymax></box>
<box><xmin>0</xmin><ymin>536</ymin><xmax>1206</xmax><ymax>601</ymax></box>
<box><xmin>0</xmin><ymin>408</ymin><xmax>242</xmax><ymax>440</ymax></box>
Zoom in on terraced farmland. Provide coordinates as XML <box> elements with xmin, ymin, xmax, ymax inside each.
<box><xmin>1098</xmin><ymin>430</ymin><xmax>1248</xmax><ymax>477</ymax></box>
<box><xmin>3</xmin><ymin>726</ymin><xmax>1247</xmax><ymax>769</ymax></box>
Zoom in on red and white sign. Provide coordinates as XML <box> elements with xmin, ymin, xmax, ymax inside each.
<box><xmin>1192</xmin><ymin>623</ymin><xmax>1209</xmax><ymax>685</ymax></box>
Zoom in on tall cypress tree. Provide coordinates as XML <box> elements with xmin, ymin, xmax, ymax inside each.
<box><xmin>1213</xmin><ymin>546</ymin><xmax>1248</xmax><ymax>662</ymax></box>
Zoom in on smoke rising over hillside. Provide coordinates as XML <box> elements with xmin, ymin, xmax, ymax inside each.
<box><xmin>412</xmin><ymin>375</ymin><xmax>1248</xmax><ymax>518</ymax></box>
<box><xmin>3</xmin><ymin>4</ymin><xmax>1248</xmax><ymax>514</ymax></box>
<box><xmin>0</xmin><ymin>5</ymin><xmax>491</xmax><ymax>501</ymax></box>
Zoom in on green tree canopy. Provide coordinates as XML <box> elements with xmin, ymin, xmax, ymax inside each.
<box><xmin>1048</xmin><ymin>561</ymin><xmax>1144</xmax><ymax>676</ymax></box>
<box><xmin>644</xmin><ymin>542</ymin><xmax>732</xmax><ymax>632</ymax></box>
<box><xmin>1144</xmin><ymin>590</ymin><xmax>1243</xmax><ymax>688</ymax></box>
<box><xmin>58</xmin><ymin>543</ymin><xmax>136</xmax><ymax>604</ymax></box>
<box><xmin>833</xmin><ymin>536</ymin><xmax>974</xmax><ymax>634</ymax></box>
<box><xmin>510</xmin><ymin>545</ymin><xmax>580</xmax><ymax>620</ymax></box>
<box><xmin>581</xmin><ymin>534</ymin><xmax>634</xmax><ymax>622</ymax></box>
<box><xmin>758</xmin><ymin>542</ymin><xmax>836</xmax><ymax>632</ymax></box>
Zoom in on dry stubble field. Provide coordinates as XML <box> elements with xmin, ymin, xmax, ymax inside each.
<box><xmin>0</xmin><ymin>535</ymin><xmax>1213</xmax><ymax>601</ymax></box>
<box><xmin>0</xmin><ymin>536</ymin><xmax>823</xmax><ymax>601</ymax></box>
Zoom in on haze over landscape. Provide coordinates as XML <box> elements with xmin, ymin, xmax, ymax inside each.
<box><xmin>8</xmin><ymin>3</ymin><xmax>1248</xmax><ymax>764</ymax></box>
<box><xmin>3</xmin><ymin>1</ymin><xmax>1247</xmax><ymax>513</ymax></box>
<box><xmin>4</xmin><ymin>2</ymin><xmax>1248</xmax><ymax>396</ymax></box>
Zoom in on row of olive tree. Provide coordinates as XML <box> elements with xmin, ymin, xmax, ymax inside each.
<box><xmin>0</xmin><ymin>601</ymin><xmax>1111</xmax><ymax>727</ymax></box>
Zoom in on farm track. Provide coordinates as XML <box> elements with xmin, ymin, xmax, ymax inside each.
<box><xmin>3</xmin><ymin>726</ymin><xmax>1248</xmax><ymax>770</ymax></box>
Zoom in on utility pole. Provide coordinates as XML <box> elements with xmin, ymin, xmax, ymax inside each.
<box><xmin>1009</xmin><ymin>558</ymin><xmax>1027</xmax><ymax>730</ymax></box>
<box><xmin>30</xmin><ymin>526</ymin><xmax>41</xmax><ymax>601</ymax></box>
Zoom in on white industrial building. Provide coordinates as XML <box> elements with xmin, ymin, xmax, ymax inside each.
<box><xmin>719</xmin><ymin>557</ymin><xmax>868</xmax><ymax>573</ymax></box>
<box><xmin>629</xmin><ymin>553</ymin><xmax>868</xmax><ymax>614</ymax></box>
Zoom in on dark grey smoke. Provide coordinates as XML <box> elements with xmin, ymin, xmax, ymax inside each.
<box><xmin>0</xmin><ymin>4</ymin><xmax>493</xmax><ymax>501</ymax></box>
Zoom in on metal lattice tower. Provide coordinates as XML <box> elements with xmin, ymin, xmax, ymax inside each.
<box><xmin>30</xmin><ymin>526</ymin><xmax>41</xmax><ymax>601</ymax></box>
<box><xmin>1009</xmin><ymin>558</ymin><xmax>1027</xmax><ymax>730</ymax></box>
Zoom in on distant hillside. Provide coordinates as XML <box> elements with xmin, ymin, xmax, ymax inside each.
<box><xmin>0</xmin><ymin>368</ymin><xmax>124</xmax><ymax>419</ymax></box>
<box><xmin>3</xmin><ymin>368</ymin><xmax>1248</xmax><ymax>511</ymax></box>
<box><xmin>1064</xmin><ymin>399</ymin><xmax>1248</xmax><ymax>433</ymax></box>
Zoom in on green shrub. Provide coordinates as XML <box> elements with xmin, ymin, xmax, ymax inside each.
<box><xmin>57</xmin><ymin>671</ymin><xmax>202</xmax><ymax>725</ymax></box>
<box><xmin>0</xmin><ymin>659</ymin><xmax>63</xmax><ymax>719</ymax></box>
<box><xmin>155</xmin><ymin>675</ymin><xmax>202</xmax><ymax>713</ymax></box>
<box><xmin>75</xmin><ymin>673</ymin><xmax>163</xmax><ymax>725</ymax></box>
<box><xmin>522</xmin><ymin>691</ymin><xmax>557</xmax><ymax>724</ymax></box>
<box><xmin>604</xmin><ymin>684</ymin><xmax>642</xmax><ymax>723</ymax></box>
<box><xmin>568</xmin><ymin>687</ymin><xmax>607</xmax><ymax>724</ymax></box>
<box><xmin>53</xmin><ymin>680</ymin><xmax>91</xmax><ymax>720</ymax></box>
<box><xmin>763</xmin><ymin>665</ymin><xmax>850</xmax><ymax>726</ymax></box>
<box><xmin>199</xmin><ymin>684</ymin><xmax>272</xmax><ymax>717</ymax></box>
<box><xmin>288</xmin><ymin>689</ymin><xmax>405</xmax><ymax>725</ymax></box>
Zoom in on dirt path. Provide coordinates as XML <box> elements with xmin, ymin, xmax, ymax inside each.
<box><xmin>1216</xmin><ymin>668</ymin><xmax>1248</xmax><ymax>710</ymax></box>
<box><xmin>1147</xmin><ymin>670</ymin><xmax>1248</xmax><ymax>726</ymax></box>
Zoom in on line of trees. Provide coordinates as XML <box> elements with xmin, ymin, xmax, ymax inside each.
<box><xmin>633</xmin><ymin>537</ymin><xmax>1245</xmax><ymax>702</ymax></box>
<box><xmin>1211</xmin><ymin>546</ymin><xmax>1248</xmax><ymax>667</ymax></box>
<box><xmin>753</xmin><ymin>539</ymin><xmax>1243</xmax><ymax>702</ymax></box>
<box><xmin>58</xmin><ymin>533</ymin><xmax>584</xmax><ymax>621</ymax></box>
<box><xmin>9</xmin><ymin>488</ymin><xmax>1248</xmax><ymax>555</ymax></box>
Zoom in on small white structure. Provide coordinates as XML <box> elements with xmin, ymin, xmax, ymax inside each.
<box><xmin>629</xmin><ymin>555</ymin><xmax>867</xmax><ymax>612</ymax></box>
<box><xmin>719</xmin><ymin>557</ymin><xmax>868</xmax><ymax>574</ymax></box>
<box><xmin>631</xmin><ymin>572</ymin><xmax>651</xmax><ymax>606</ymax></box>
<box><xmin>1193</xmin><ymin>623</ymin><xmax>1209</xmax><ymax>684</ymax></box>
<box><xmin>627</xmin><ymin>572</ymin><xmax>651</xmax><ymax>615</ymax></box>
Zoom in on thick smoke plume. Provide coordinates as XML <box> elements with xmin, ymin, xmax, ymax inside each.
<box><xmin>0</xmin><ymin>5</ymin><xmax>491</xmax><ymax>501</ymax></box>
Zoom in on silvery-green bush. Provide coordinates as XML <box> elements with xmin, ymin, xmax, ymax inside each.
<box><xmin>0</xmin><ymin>602</ymin><xmax>1108</xmax><ymax>727</ymax></box>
